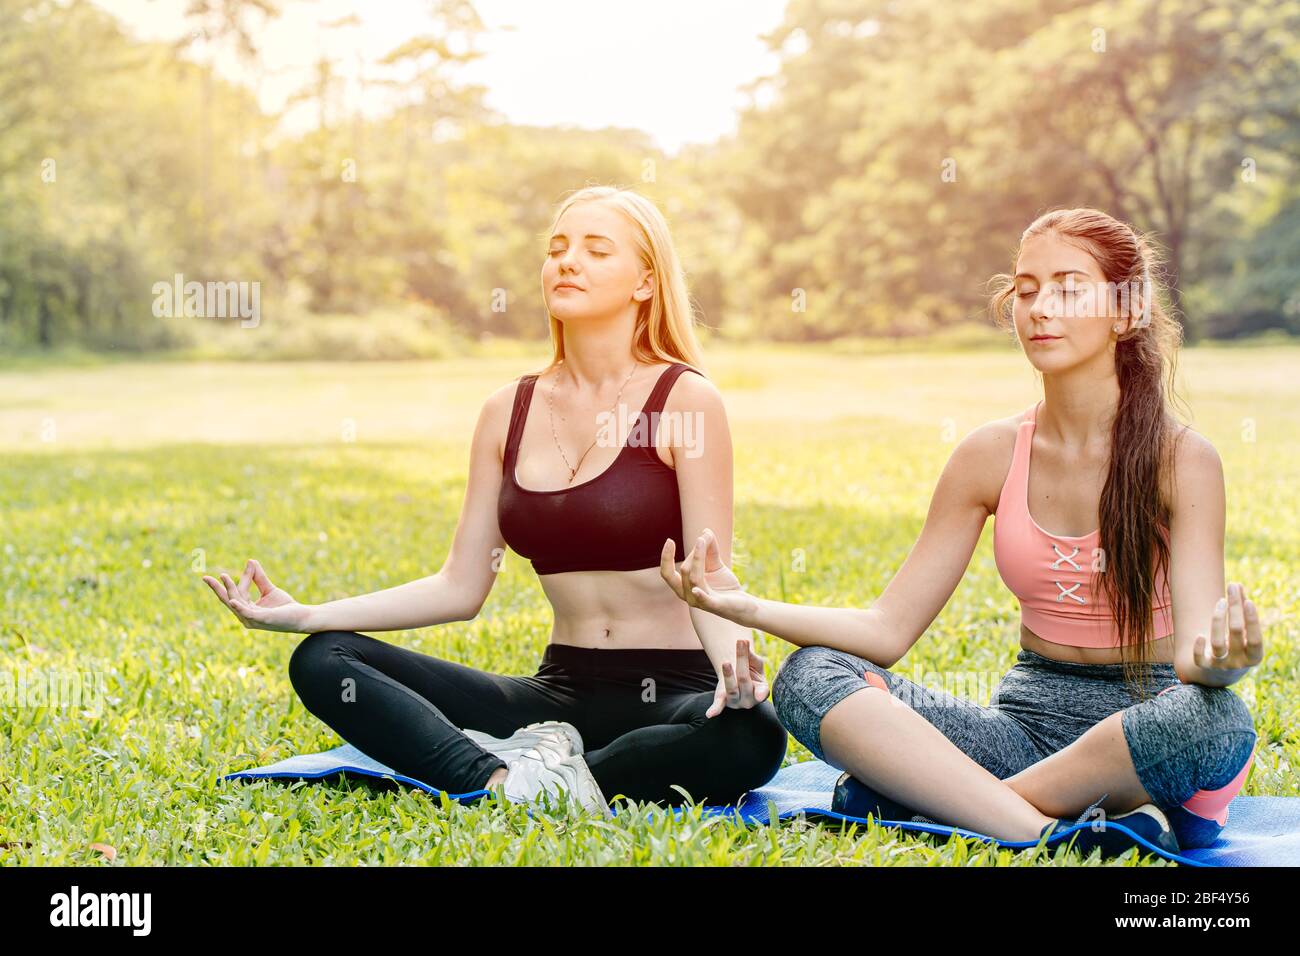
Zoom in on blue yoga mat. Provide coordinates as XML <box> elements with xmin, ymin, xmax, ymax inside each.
<box><xmin>222</xmin><ymin>744</ymin><xmax>1300</xmax><ymax>867</ymax></box>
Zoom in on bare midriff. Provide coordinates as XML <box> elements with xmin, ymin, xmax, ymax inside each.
<box><xmin>540</xmin><ymin>565</ymin><xmax>702</xmax><ymax>649</ymax></box>
<box><xmin>1019</xmin><ymin>623</ymin><xmax>1177</xmax><ymax>665</ymax></box>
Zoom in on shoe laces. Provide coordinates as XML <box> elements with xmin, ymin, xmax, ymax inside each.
<box><xmin>1066</xmin><ymin>792</ymin><xmax>1110</xmax><ymax>829</ymax></box>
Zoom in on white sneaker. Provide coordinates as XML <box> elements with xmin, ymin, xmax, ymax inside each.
<box><xmin>463</xmin><ymin>721</ymin><xmax>584</xmax><ymax>761</ymax></box>
<box><xmin>501</xmin><ymin>747</ymin><xmax>611</xmax><ymax>817</ymax></box>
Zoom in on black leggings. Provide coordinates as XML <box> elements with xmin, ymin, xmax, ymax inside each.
<box><xmin>287</xmin><ymin>630</ymin><xmax>789</xmax><ymax>807</ymax></box>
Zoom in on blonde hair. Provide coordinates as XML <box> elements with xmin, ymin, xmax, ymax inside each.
<box><xmin>537</xmin><ymin>185</ymin><xmax>705</xmax><ymax>374</ymax></box>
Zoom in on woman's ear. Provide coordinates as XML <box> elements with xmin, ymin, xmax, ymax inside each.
<box><xmin>633</xmin><ymin>268</ymin><xmax>654</xmax><ymax>302</ymax></box>
<box><xmin>1128</xmin><ymin>270</ymin><xmax>1153</xmax><ymax>331</ymax></box>
<box><xmin>1113</xmin><ymin>282</ymin><xmax>1148</xmax><ymax>337</ymax></box>
<box><xmin>1130</xmin><ymin>294</ymin><xmax>1152</xmax><ymax>331</ymax></box>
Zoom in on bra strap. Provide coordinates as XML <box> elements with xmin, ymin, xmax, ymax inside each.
<box><xmin>629</xmin><ymin>363</ymin><xmax>701</xmax><ymax>460</ymax></box>
<box><xmin>998</xmin><ymin>401</ymin><xmax>1038</xmax><ymax>511</ymax></box>
<box><xmin>641</xmin><ymin>363</ymin><xmax>698</xmax><ymax>419</ymax></box>
<box><xmin>503</xmin><ymin>374</ymin><xmax>538</xmax><ymax>473</ymax></box>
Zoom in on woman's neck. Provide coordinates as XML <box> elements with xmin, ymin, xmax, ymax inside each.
<box><xmin>1040</xmin><ymin>356</ymin><xmax>1121</xmax><ymax>449</ymax></box>
<box><xmin>557</xmin><ymin>313</ymin><xmax>641</xmax><ymax>388</ymax></box>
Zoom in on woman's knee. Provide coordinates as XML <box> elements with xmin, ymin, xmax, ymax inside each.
<box><xmin>1123</xmin><ymin>683</ymin><xmax>1257</xmax><ymax>803</ymax></box>
<box><xmin>288</xmin><ymin>630</ymin><xmax>360</xmax><ymax>694</ymax></box>
<box><xmin>773</xmin><ymin>645</ymin><xmax>884</xmax><ymax>760</ymax></box>
<box><xmin>750</xmin><ymin>699</ymin><xmax>791</xmax><ymax>770</ymax></box>
<box><xmin>704</xmin><ymin>701</ymin><xmax>789</xmax><ymax>789</ymax></box>
<box><xmin>1189</xmin><ymin>685</ymin><xmax>1258</xmax><ymax>794</ymax></box>
<box><xmin>1168</xmin><ymin>685</ymin><xmax>1256</xmax><ymax>779</ymax></box>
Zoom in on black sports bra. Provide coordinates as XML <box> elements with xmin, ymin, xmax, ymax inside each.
<box><xmin>497</xmin><ymin>362</ymin><xmax>700</xmax><ymax>575</ymax></box>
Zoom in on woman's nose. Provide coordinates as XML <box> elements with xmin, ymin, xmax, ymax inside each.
<box><xmin>1028</xmin><ymin>288</ymin><xmax>1055</xmax><ymax>320</ymax></box>
<box><xmin>1028</xmin><ymin>292</ymin><xmax>1047</xmax><ymax>320</ymax></box>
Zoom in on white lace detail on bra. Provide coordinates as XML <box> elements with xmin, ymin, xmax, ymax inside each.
<box><xmin>1055</xmin><ymin>581</ymin><xmax>1086</xmax><ymax>605</ymax></box>
<box><xmin>1051</xmin><ymin>544</ymin><xmax>1082</xmax><ymax>571</ymax></box>
<box><xmin>1050</xmin><ymin>546</ymin><xmax>1087</xmax><ymax>604</ymax></box>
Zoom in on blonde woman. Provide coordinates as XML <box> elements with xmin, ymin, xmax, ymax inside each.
<box><xmin>203</xmin><ymin>186</ymin><xmax>787</xmax><ymax>814</ymax></box>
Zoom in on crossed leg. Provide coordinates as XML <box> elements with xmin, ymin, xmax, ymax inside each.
<box><xmin>817</xmin><ymin>686</ymin><xmax>1057</xmax><ymax>840</ymax></box>
<box><xmin>1003</xmin><ymin>711</ymin><xmax>1149</xmax><ymax>816</ymax></box>
<box><xmin>775</xmin><ymin>645</ymin><xmax>1257</xmax><ymax>848</ymax></box>
<box><xmin>775</xmin><ymin>646</ymin><xmax>1057</xmax><ymax>841</ymax></box>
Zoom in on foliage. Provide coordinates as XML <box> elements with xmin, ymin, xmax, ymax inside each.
<box><xmin>1</xmin><ymin>0</ymin><xmax>1296</xmax><ymax>353</ymax></box>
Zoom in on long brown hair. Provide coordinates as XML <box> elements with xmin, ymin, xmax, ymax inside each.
<box><xmin>989</xmin><ymin>208</ymin><xmax>1187</xmax><ymax>697</ymax></box>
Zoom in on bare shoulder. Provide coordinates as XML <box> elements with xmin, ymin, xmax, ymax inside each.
<box><xmin>654</xmin><ymin>364</ymin><xmax>723</xmax><ymax>468</ymax></box>
<box><xmin>944</xmin><ymin>413</ymin><xmax>1023</xmax><ymax>513</ymax></box>
<box><xmin>661</xmin><ymin>363</ymin><xmax>723</xmax><ymax>412</ymax></box>
<box><xmin>1169</xmin><ymin>422</ymin><xmax>1222</xmax><ymax>471</ymax></box>
<box><xmin>484</xmin><ymin>375</ymin><xmax>525</xmax><ymax>409</ymax></box>
<box><xmin>481</xmin><ymin>376</ymin><xmax>525</xmax><ymax>421</ymax></box>
<box><xmin>1165</xmin><ymin>422</ymin><xmax>1224</xmax><ymax>508</ymax></box>
<box><xmin>477</xmin><ymin>375</ymin><xmax>529</xmax><ymax>457</ymax></box>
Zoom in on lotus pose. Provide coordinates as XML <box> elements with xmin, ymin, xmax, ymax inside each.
<box><xmin>661</xmin><ymin>208</ymin><xmax>1262</xmax><ymax>855</ymax></box>
<box><xmin>204</xmin><ymin>186</ymin><xmax>786</xmax><ymax>814</ymax></box>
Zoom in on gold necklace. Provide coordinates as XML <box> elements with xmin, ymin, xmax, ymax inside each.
<box><xmin>546</xmin><ymin>360</ymin><xmax>640</xmax><ymax>484</ymax></box>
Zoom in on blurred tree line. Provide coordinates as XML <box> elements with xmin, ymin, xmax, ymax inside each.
<box><xmin>1</xmin><ymin>0</ymin><xmax>1296</xmax><ymax>354</ymax></box>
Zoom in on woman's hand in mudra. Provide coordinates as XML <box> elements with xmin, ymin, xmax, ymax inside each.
<box><xmin>1193</xmin><ymin>581</ymin><xmax>1265</xmax><ymax>675</ymax></box>
<box><xmin>706</xmin><ymin>637</ymin><xmax>770</xmax><ymax>717</ymax></box>
<box><xmin>202</xmin><ymin>558</ymin><xmax>313</xmax><ymax>633</ymax></box>
<box><xmin>659</xmin><ymin>529</ymin><xmax>759</xmax><ymax>628</ymax></box>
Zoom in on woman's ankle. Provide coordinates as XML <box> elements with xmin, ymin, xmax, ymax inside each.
<box><xmin>1027</xmin><ymin>810</ymin><xmax>1060</xmax><ymax>842</ymax></box>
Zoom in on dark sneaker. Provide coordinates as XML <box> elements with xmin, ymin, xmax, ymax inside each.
<box><xmin>834</xmin><ymin>773</ymin><xmax>1181</xmax><ymax>859</ymax></box>
<box><xmin>1041</xmin><ymin>802</ymin><xmax>1181</xmax><ymax>859</ymax></box>
<box><xmin>831</xmin><ymin>771</ymin><xmax>939</xmax><ymax>825</ymax></box>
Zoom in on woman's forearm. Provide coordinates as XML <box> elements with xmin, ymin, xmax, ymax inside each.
<box><xmin>748</xmin><ymin>599</ymin><xmax>904</xmax><ymax>667</ymax></box>
<box><xmin>303</xmin><ymin>572</ymin><xmax>477</xmax><ymax>633</ymax></box>
<box><xmin>689</xmin><ymin>604</ymin><xmax>756</xmax><ymax>673</ymax></box>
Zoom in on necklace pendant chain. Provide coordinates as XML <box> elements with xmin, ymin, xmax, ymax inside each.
<box><xmin>547</xmin><ymin>359</ymin><xmax>639</xmax><ymax>486</ymax></box>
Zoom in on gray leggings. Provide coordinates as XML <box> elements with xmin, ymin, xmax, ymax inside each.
<box><xmin>773</xmin><ymin>645</ymin><xmax>1258</xmax><ymax>849</ymax></box>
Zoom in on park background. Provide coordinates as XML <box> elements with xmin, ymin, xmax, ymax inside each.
<box><xmin>1</xmin><ymin>0</ymin><xmax>1296</xmax><ymax>864</ymax></box>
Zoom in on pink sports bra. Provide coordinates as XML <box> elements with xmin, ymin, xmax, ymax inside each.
<box><xmin>993</xmin><ymin>401</ymin><xmax>1174</xmax><ymax>647</ymax></box>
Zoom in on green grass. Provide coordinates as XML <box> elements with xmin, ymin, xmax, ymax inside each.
<box><xmin>1</xmin><ymin>344</ymin><xmax>1296</xmax><ymax>865</ymax></box>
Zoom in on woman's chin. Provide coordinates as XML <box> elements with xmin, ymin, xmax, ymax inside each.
<box><xmin>547</xmin><ymin>303</ymin><xmax>606</xmax><ymax>325</ymax></box>
<box><xmin>1020</xmin><ymin>346</ymin><xmax>1081</xmax><ymax>375</ymax></box>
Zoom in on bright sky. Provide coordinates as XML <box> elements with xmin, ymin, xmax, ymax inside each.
<box><xmin>93</xmin><ymin>0</ymin><xmax>790</xmax><ymax>153</ymax></box>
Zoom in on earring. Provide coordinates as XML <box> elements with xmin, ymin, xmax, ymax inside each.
<box><xmin>1112</xmin><ymin>325</ymin><xmax>1121</xmax><ymax>333</ymax></box>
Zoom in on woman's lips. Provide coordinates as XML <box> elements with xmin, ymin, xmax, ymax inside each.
<box><xmin>1030</xmin><ymin>335</ymin><xmax>1061</xmax><ymax>342</ymax></box>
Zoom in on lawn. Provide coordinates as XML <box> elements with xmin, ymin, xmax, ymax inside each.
<box><xmin>1</xmin><ymin>342</ymin><xmax>1296</xmax><ymax>865</ymax></box>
